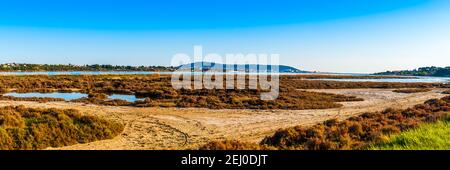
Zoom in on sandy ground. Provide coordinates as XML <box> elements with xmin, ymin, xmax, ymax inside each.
<box><xmin>0</xmin><ymin>88</ymin><xmax>446</xmax><ymax>150</ymax></box>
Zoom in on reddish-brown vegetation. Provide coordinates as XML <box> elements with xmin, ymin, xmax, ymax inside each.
<box><xmin>282</xmin><ymin>74</ymin><xmax>413</xmax><ymax>80</ymax></box>
<box><xmin>392</xmin><ymin>88</ymin><xmax>432</xmax><ymax>93</ymax></box>
<box><xmin>263</xmin><ymin>96</ymin><xmax>450</xmax><ymax>150</ymax></box>
<box><xmin>201</xmin><ymin>96</ymin><xmax>450</xmax><ymax>150</ymax></box>
<box><xmin>72</xmin><ymin>97</ymin><xmax>133</xmax><ymax>106</ymax></box>
<box><xmin>199</xmin><ymin>140</ymin><xmax>276</xmax><ymax>150</ymax></box>
<box><xmin>0</xmin><ymin>106</ymin><xmax>124</xmax><ymax>150</ymax></box>
<box><xmin>0</xmin><ymin>95</ymin><xmax>65</xmax><ymax>103</ymax></box>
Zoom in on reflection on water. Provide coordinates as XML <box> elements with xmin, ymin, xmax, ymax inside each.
<box><xmin>3</xmin><ymin>92</ymin><xmax>144</xmax><ymax>102</ymax></box>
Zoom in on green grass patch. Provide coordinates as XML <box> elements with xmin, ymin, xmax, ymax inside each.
<box><xmin>370</xmin><ymin>117</ymin><xmax>450</xmax><ymax>150</ymax></box>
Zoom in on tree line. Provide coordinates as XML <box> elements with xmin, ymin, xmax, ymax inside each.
<box><xmin>0</xmin><ymin>63</ymin><xmax>176</xmax><ymax>72</ymax></box>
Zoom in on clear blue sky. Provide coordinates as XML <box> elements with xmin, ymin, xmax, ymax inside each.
<box><xmin>1</xmin><ymin>0</ymin><xmax>449</xmax><ymax>73</ymax></box>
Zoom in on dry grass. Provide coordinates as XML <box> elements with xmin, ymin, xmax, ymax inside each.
<box><xmin>282</xmin><ymin>79</ymin><xmax>447</xmax><ymax>89</ymax></box>
<box><xmin>393</xmin><ymin>88</ymin><xmax>432</xmax><ymax>93</ymax></box>
<box><xmin>0</xmin><ymin>105</ymin><xmax>124</xmax><ymax>150</ymax></box>
<box><xmin>0</xmin><ymin>74</ymin><xmax>447</xmax><ymax>110</ymax></box>
<box><xmin>370</xmin><ymin>118</ymin><xmax>450</xmax><ymax>150</ymax></box>
<box><xmin>201</xmin><ymin>96</ymin><xmax>450</xmax><ymax>150</ymax></box>
<box><xmin>199</xmin><ymin>140</ymin><xmax>276</xmax><ymax>150</ymax></box>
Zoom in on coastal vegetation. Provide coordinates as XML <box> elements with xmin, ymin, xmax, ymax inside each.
<box><xmin>0</xmin><ymin>63</ymin><xmax>175</xmax><ymax>72</ymax></box>
<box><xmin>370</xmin><ymin>118</ymin><xmax>450</xmax><ymax>150</ymax></box>
<box><xmin>0</xmin><ymin>96</ymin><xmax>65</xmax><ymax>103</ymax></box>
<box><xmin>0</xmin><ymin>74</ymin><xmax>446</xmax><ymax>109</ymax></box>
<box><xmin>0</xmin><ymin>73</ymin><xmax>447</xmax><ymax>150</ymax></box>
<box><xmin>200</xmin><ymin>140</ymin><xmax>276</xmax><ymax>150</ymax></box>
<box><xmin>392</xmin><ymin>88</ymin><xmax>432</xmax><ymax>93</ymax></box>
<box><xmin>200</xmin><ymin>96</ymin><xmax>450</xmax><ymax>150</ymax></box>
<box><xmin>283</xmin><ymin>79</ymin><xmax>448</xmax><ymax>89</ymax></box>
<box><xmin>283</xmin><ymin>74</ymin><xmax>412</xmax><ymax>80</ymax></box>
<box><xmin>0</xmin><ymin>75</ymin><xmax>367</xmax><ymax>110</ymax></box>
<box><xmin>0</xmin><ymin>106</ymin><xmax>124</xmax><ymax>150</ymax></box>
<box><xmin>376</xmin><ymin>66</ymin><xmax>450</xmax><ymax>77</ymax></box>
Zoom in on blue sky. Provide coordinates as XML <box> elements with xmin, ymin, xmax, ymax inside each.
<box><xmin>0</xmin><ymin>0</ymin><xmax>449</xmax><ymax>73</ymax></box>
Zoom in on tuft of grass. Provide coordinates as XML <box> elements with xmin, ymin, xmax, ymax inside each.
<box><xmin>370</xmin><ymin>117</ymin><xmax>450</xmax><ymax>150</ymax></box>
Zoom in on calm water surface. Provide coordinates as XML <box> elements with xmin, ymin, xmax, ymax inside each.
<box><xmin>312</xmin><ymin>77</ymin><xmax>450</xmax><ymax>83</ymax></box>
<box><xmin>3</xmin><ymin>92</ymin><xmax>144</xmax><ymax>102</ymax></box>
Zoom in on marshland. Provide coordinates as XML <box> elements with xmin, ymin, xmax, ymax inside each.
<box><xmin>0</xmin><ymin>73</ymin><xmax>448</xmax><ymax>150</ymax></box>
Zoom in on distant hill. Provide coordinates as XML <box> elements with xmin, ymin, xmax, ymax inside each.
<box><xmin>375</xmin><ymin>66</ymin><xmax>450</xmax><ymax>77</ymax></box>
<box><xmin>178</xmin><ymin>62</ymin><xmax>308</xmax><ymax>73</ymax></box>
<box><xmin>0</xmin><ymin>63</ymin><xmax>176</xmax><ymax>72</ymax></box>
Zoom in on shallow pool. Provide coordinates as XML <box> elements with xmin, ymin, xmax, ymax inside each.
<box><xmin>3</xmin><ymin>92</ymin><xmax>144</xmax><ymax>102</ymax></box>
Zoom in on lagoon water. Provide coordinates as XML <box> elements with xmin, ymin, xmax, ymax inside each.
<box><xmin>3</xmin><ymin>92</ymin><xmax>144</xmax><ymax>102</ymax></box>
<box><xmin>0</xmin><ymin>71</ymin><xmax>448</xmax><ymax>83</ymax></box>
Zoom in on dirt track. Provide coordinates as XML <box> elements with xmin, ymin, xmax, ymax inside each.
<box><xmin>0</xmin><ymin>88</ymin><xmax>446</xmax><ymax>150</ymax></box>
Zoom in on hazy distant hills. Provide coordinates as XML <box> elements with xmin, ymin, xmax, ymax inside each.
<box><xmin>178</xmin><ymin>62</ymin><xmax>308</xmax><ymax>73</ymax></box>
<box><xmin>375</xmin><ymin>66</ymin><xmax>450</xmax><ymax>77</ymax></box>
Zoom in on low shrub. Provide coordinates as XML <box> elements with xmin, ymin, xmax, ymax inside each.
<box><xmin>393</xmin><ymin>88</ymin><xmax>432</xmax><ymax>93</ymax></box>
<box><xmin>261</xmin><ymin>96</ymin><xmax>450</xmax><ymax>150</ymax></box>
<box><xmin>0</xmin><ymin>105</ymin><xmax>124</xmax><ymax>150</ymax></box>
<box><xmin>71</xmin><ymin>97</ymin><xmax>133</xmax><ymax>106</ymax></box>
<box><xmin>87</xmin><ymin>93</ymin><xmax>108</xmax><ymax>100</ymax></box>
<box><xmin>201</xmin><ymin>96</ymin><xmax>450</xmax><ymax>150</ymax></box>
<box><xmin>370</xmin><ymin>118</ymin><xmax>450</xmax><ymax>150</ymax></box>
<box><xmin>0</xmin><ymin>95</ymin><xmax>65</xmax><ymax>103</ymax></box>
<box><xmin>199</xmin><ymin>140</ymin><xmax>276</xmax><ymax>150</ymax></box>
<box><xmin>11</xmin><ymin>74</ymin><xmax>445</xmax><ymax>110</ymax></box>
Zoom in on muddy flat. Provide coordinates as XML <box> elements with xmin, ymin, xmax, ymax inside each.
<box><xmin>0</xmin><ymin>88</ymin><xmax>446</xmax><ymax>150</ymax></box>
